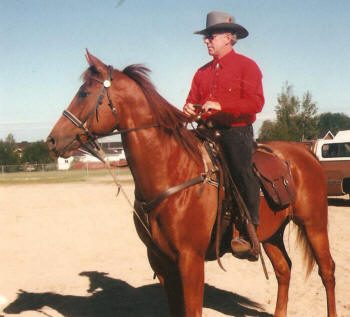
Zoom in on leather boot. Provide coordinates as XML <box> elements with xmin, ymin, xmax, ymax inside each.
<box><xmin>231</xmin><ymin>224</ymin><xmax>259</xmax><ymax>262</ymax></box>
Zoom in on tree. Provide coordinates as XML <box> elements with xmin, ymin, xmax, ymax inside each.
<box><xmin>273</xmin><ymin>83</ymin><xmax>300</xmax><ymax>141</ymax></box>
<box><xmin>21</xmin><ymin>141</ymin><xmax>54</xmax><ymax>164</ymax></box>
<box><xmin>258</xmin><ymin>120</ymin><xmax>277</xmax><ymax>141</ymax></box>
<box><xmin>0</xmin><ymin>134</ymin><xmax>20</xmax><ymax>165</ymax></box>
<box><xmin>316</xmin><ymin>112</ymin><xmax>350</xmax><ymax>138</ymax></box>
<box><xmin>258</xmin><ymin>83</ymin><xmax>319</xmax><ymax>141</ymax></box>
<box><xmin>295</xmin><ymin>91</ymin><xmax>318</xmax><ymax>140</ymax></box>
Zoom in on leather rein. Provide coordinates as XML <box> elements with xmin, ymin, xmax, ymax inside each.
<box><xmin>61</xmin><ymin>65</ymin><xmax>210</xmax><ymax>221</ymax></box>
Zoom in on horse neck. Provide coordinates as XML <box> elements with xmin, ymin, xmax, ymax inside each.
<box><xmin>122</xmin><ymin>127</ymin><xmax>174</xmax><ymax>196</ymax></box>
<box><xmin>36</xmin><ymin>292</ymin><xmax>81</xmax><ymax>315</ymax></box>
<box><xmin>120</xmin><ymin>112</ymin><xmax>199</xmax><ymax>200</ymax></box>
<box><xmin>36</xmin><ymin>292</ymin><xmax>59</xmax><ymax>308</ymax></box>
<box><xmin>17</xmin><ymin>292</ymin><xmax>56</xmax><ymax>310</ymax></box>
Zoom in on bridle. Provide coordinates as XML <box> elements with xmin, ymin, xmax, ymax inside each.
<box><xmin>62</xmin><ymin>65</ymin><xmax>159</xmax><ymax>160</ymax></box>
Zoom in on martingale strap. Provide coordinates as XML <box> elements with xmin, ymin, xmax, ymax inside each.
<box><xmin>136</xmin><ymin>174</ymin><xmax>208</xmax><ymax>213</ymax></box>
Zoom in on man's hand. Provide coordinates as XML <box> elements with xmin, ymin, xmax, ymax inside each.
<box><xmin>183</xmin><ymin>101</ymin><xmax>222</xmax><ymax>117</ymax></box>
<box><xmin>202</xmin><ymin>101</ymin><xmax>221</xmax><ymax>113</ymax></box>
<box><xmin>183</xmin><ymin>103</ymin><xmax>197</xmax><ymax>116</ymax></box>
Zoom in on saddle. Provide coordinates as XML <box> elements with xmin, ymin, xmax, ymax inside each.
<box><xmin>253</xmin><ymin>145</ymin><xmax>296</xmax><ymax>211</ymax></box>
<box><xmin>195</xmin><ymin>126</ymin><xmax>296</xmax><ymax>261</ymax></box>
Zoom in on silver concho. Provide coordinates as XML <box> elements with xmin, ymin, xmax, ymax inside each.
<box><xmin>103</xmin><ymin>80</ymin><xmax>111</xmax><ymax>88</ymax></box>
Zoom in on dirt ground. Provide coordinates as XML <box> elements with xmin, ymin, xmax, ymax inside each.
<box><xmin>0</xmin><ymin>181</ymin><xmax>349</xmax><ymax>316</ymax></box>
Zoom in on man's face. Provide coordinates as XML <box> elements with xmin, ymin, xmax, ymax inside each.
<box><xmin>203</xmin><ymin>32</ymin><xmax>233</xmax><ymax>57</ymax></box>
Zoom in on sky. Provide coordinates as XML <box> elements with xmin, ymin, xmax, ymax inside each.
<box><xmin>1</xmin><ymin>0</ymin><xmax>349</xmax><ymax>142</ymax></box>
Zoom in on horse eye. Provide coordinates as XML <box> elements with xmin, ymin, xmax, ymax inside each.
<box><xmin>78</xmin><ymin>91</ymin><xmax>89</xmax><ymax>98</ymax></box>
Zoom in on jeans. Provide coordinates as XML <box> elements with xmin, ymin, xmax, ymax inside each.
<box><xmin>219</xmin><ymin>125</ymin><xmax>260</xmax><ymax>224</ymax></box>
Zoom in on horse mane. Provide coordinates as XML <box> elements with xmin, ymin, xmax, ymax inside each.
<box><xmin>122</xmin><ymin>64</ymin><xmax>201</xmax><ymax>162</ymax></box>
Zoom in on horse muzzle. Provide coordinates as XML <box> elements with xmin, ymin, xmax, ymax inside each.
<box><xmin>46</xmin><ymin>134</ymin><xmax>80</xmax><ymax>159</ymax></box>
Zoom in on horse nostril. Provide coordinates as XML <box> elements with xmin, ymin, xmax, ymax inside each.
<box><xmin>46</xmin><ymin>136</ymin><xmax>56</xmax><ymax>148</ymax></box>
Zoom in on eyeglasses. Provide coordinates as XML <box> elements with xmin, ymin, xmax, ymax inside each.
<box><xmin>203</xmin><ymin>33</ymin><xmax>234</xmax><ymax>42</ymax></box>
<box><xmin>203</xmin><ymin>34</ymin><xmax>221</xmax><ymax>41</ymax></box>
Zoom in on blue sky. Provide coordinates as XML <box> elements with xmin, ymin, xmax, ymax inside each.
<box><xmin>1</xmin><ymin>0</ymin><xmax>349</xmax><ymax>142</ymax></box>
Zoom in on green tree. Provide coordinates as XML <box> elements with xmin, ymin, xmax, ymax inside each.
<box><xmin>273</xmin><ymin>83</ymin><xmax>300</xmax><ymax>141</ymax></box>
<box><xmin>0</xmin><ymin>134</ymin><xmax>20</xmax><ymax>165</ymax></box>
<box><xmin>316</xmin><ymin>112</ymin><xmax>350</xmax><ymax>137</ymax></box>
<box><xmin>258</xmin><ymin>83</ymin><xmax>319</xmax><ymax>141</ymax></box>
<box><xmin>295</xmin><ymin>91</ymin><xmax>318</xmax><ymax>140</ymax></box>
<box><xmin>258</xmin><ymin>120</ymin><xmax>277</xmax><ymax>141</ymax></box>
<box><xmin>21</xmin><ymin>141</ymin><xmax>54</xmax><ymax>164</ymax></box>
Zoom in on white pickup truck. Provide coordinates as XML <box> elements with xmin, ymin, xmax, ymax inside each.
<box><xmin>312</xmin><ymin>130</ymin><xmax>350</xmax><ymax>197</ymax></box>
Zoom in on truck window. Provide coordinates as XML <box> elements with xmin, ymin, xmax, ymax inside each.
<box><xmin>322</xmin><ymin>142</ymin><xmax>350</xmax><ymax>158</ymax></box>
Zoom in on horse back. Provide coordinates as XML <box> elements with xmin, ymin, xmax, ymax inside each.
<box><xmin>257</xmin><ymin>141</ymin><xmax>328</xmax><ymax>240</ymax></box>
<box><xmin>264</xmin><ymin>141</ymin><xmax>326</xmax><ymax>189</ymax></box>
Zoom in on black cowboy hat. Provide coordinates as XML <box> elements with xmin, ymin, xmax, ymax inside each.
<box><xmin>194</xmin><ymin>11</ymin><xmax>248</xmax><ymax>39</ymax></box>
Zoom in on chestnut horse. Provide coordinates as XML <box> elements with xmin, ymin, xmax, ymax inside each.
<box><xmin>47</xmin><ymin>52</ymin><xmax>336</xmax><ymax>317</ymax></box>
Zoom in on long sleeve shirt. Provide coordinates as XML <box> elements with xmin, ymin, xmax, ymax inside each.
<box><xmin>186</xmin><ymin>49</ymin><xmax>264</xmax><ymax>127</ymax></box>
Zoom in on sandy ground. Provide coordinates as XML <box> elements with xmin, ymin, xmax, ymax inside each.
<box><xmin>0</xmin><ymin>180</ymin><xmax>349</xmax><ymax>317</ymax></box>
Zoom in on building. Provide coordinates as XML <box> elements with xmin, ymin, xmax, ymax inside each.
<box><xmin>57</xmin><ymin>135</ymin><xmax>127</xmax><ymax>170</ymax></box>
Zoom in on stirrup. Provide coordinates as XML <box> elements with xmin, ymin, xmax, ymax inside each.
<box><xmin>231</xmin><ymin>237</ymin><xmax>259</xmax><ymax>262</ymax></box>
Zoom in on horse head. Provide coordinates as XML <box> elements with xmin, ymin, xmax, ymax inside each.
<box><xmin>46</xmin><ymin>50</ymin><xmax>151</xmax><ymax>159</ymax></box>
<box><xmin>46</xmin><ymin>50</ymin><xmax>196</xmax><ymax>170</ymax></box>
<box><xmin>3</xmin><ymin>290</ymin><xmax>47</xmax><ymax>314</ymax></box>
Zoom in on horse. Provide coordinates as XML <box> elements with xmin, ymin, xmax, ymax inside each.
<box><xmin>46</xmin><ymin>51</ymin><xmax>337</xmax><ymax>317</ymax></box>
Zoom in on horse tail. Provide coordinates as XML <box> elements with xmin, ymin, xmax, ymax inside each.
<box><xmin>294</xmin><ymin>222</ymin><xmax>316</xmax><ymax>277</ymax></box>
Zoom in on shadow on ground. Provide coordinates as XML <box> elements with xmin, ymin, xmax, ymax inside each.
<box><xmin>328</xmin><ymin>197</ymin><xmax>350</xmax><ymax>207</ymax></box>
<box><xmin>3</xmin><ymin>271</ymin><xmax>272</xmax><ymax>317</ymax></box>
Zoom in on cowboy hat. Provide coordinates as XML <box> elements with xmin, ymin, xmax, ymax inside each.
<box><xmin>194</xmin><ymin>11</ymin><xmax>248</xmax><ymax>39</ymax></box>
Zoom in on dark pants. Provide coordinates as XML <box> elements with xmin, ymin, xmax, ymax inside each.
<box><xmin>219</xmin><ymin>125</ymin><xmax>260</xmax><ymax>224</ymax></box>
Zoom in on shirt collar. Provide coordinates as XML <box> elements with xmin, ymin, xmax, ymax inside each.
<box><xmin>212</xmin><ymin>49</ymin><xmax>236</xmax><ymax>69</ymax></box>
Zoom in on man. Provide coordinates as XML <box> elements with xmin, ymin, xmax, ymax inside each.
<box><xmin>183</xmin><ymin>11</ymin><xmax>264</xmax><ymax>260</ymax></box>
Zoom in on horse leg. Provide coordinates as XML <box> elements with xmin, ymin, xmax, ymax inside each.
<box><xmin>262</xmin><ymin>223</ymin><xmax>291</xmax><ymax>317</ymax></box>
<box><xmin>166</xmin><ymin>251</ymin><xmax>204</xmax><ymax>317</ymax></box>
<box><xmin>147</xmin><ymin>248</ymin><xmax>165</xmax><ymax>286</ymax></box>
<box><xmin>302</xmin><ymin>223</ymin><xmax>337</xmax><ymax>317</ymax></box>
<box><xmin>157</xmin><ymin>251</ymin><xmax>205</xmax><ymax>317</ymax></box>
<box><xmin>147</xmin><ymin>249</ymin><xmax>187</xmax><ymax>316</ymax></box>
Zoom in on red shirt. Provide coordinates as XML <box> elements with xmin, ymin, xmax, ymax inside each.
<box><xmin>186</xmin><ymin>49</ymin><xmax>264</xmax><ymax>126</ymax></box>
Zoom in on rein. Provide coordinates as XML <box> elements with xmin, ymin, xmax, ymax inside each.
<box><xmin>61</xmin><ymin>67</ymin><xmax>210</xmax><ymax>241</ymax></box>
<box><xmin>96</xmin><ymin>123</ymin><xmax>161</xmax><ymax>137</ymax></box>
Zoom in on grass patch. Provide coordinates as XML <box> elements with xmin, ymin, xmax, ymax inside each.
<box><xmin>0</xmin><ymin>167</ymin><xmax>133</xmax><ymax>185</ymax></box>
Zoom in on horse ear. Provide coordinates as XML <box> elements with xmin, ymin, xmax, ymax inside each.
<box><xmin>85</xmin><ymin>49</ymin><xmax>106</xmax><ymax>74</ymax></box>
<box><xmin>18</xmin><ymin>289</ymin><xmax>27</xmax><ymax>294</ymax></box>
